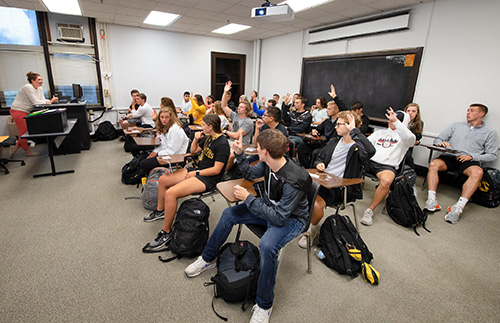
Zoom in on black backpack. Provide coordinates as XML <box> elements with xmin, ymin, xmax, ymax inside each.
<box><xmin>121</xmin><ymin>152</ymin><xmax>148</xmax><ymax>185</ymax></box>
<box><xmin>386</xmin><ymin>167</ymin><xmax>430</xmax><ymax>236</ymax></box>
<box><xmin>93</xmin><ymin>121</ymin><xmax>117</xmax><ymax>141</ymax></box>
<box><xmin>156</xmin><ymin>198</ymin><xmax>210</xmax><ymax>262</ymax></box>
<box><xmin>470</xmin><ymin>167</ymin><xmax>500</xmax><ymax>208</ymax></box>
<box><xmin>206</xmin><ymin>240</ymin><xmax>260</xmax><ymax>321</ymax></box>
<box><xmin>319</xmin><ymin>213</ymin><xmax>373</xmax><ymax>276</ymax></box>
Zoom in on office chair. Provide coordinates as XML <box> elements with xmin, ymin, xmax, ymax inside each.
<box><xmin>235</xmin><ymin>181</ymin><xmax>321</xmax><ymax>274</ymax></box>
<box><xmin>0</xmin><ymin>137</ymin><xmax>25</xmax><ymax>175</ymax></box>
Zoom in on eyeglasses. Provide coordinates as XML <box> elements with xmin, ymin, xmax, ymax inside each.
<box><xmin>263</xmin><ymin>114</ymin><xmax>270</xmax><ymax>118</ymax></box>
<box><xmin>335</xmin><ymin>122</ymin><xmax>346</xmax><ymax>127</ymax></box>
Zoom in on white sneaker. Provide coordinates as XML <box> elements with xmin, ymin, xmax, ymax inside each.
<box><xmin>298</xmin><ymin>229</ymin><xmax>318</xmax><ymax>249</ymax></box>
<box><xmin>444</xmin><ymin>205</ymin><xmax>463</xmax><ymax>224</ymax></box>
<box><xmin>424</xmin><ymin>199</ymin><xmax>441</xmax><ymax>212</ymax></box>
<box><xmin>250</xmin><ymin>304</ymin><xmax>272</xmax><ymax>323</ymax></box>
<box><xmin>184</xmin><ymin>256</ymin><xmax>216</xmax><ymax>277</ymax></box>
<box><xmin>360</xmin><ymin>209</ymin><xmax>374</xmax><ymax>226</ymax></box>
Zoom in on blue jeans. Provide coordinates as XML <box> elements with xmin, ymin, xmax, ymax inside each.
<box><xmin>202</xmin><ymin>203</ymin><xmax>305</xmax><ymax>310</ymax></box>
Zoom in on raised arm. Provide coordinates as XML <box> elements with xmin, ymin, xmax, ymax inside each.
<box><xmin>221</xmin><ymin>81</ymin><xmax>233</xmax><ymax>118</ymax></box>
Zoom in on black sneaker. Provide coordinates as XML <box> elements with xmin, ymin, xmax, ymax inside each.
<box><xmin>144</xmin><ymin>209</ymin><xmax>165</xmax><ymax>222</ymax></box>
<box><xmin>148</xmin><ymin>230</ymin><xmax>172</xmax><ymax>250</ymax></box>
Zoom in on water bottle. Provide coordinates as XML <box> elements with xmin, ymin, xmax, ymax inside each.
<box><xmin>313</xmin><ymin>247</ymin><xmax>325</xmax><ymax>260</ymax></box>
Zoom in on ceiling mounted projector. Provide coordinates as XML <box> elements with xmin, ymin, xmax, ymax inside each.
<box><xmin>251</xmin><ymin>4</ymin><xmax>294</xmax><ymax>21</ymax></box>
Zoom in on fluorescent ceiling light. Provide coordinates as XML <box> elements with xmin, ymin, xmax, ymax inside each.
<box><xmin>280</xmin><ymin>0</ymin><xmax>334</xmax><ymax>13</ymax></box>
<box><xmin>42</xmin><ymin>0</ymin><xmax>82</xmax><ymax>16</ymax></box>
<box><xmin>144</xmin><ymin>11</ymin><xmax>181</xmax><ymax>26</ymax></box>
<box><xmin>212</xmin><ymin>23</ymin><xmax>251</xmax><ymax>35</ymax></box>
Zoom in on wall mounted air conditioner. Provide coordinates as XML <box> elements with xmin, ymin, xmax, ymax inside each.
<box><xmin>57</xmin><ymin>23</ymin><xmax>84</xmax><ymax>42</ymax></box>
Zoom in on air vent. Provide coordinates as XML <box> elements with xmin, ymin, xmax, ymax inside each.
<box><xmin>57</xmin><ymin>23</ymin><xmax>84</xmax><ymax>42</ymax></box>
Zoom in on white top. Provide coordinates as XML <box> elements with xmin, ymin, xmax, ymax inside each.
<box><xmin>180</xmin><ymin>100</ymin><xmax>192</xmax><ymax>115</ymax></box>
<box><xmin>131</xmin><ymin>102</ymin><xmax>155</xmax><ymax>127</ymax></box>
<box><xmin>219</xmin><ymin>114</ymin><xmax>229</xmax><ymax>130</ymax></box>
<box><xmin>154</xmin><ymin>123</ymin><xmax>189</xmax><ymax>156</ymax></box>
<box><xmin>368</xmin><ymin>116</ymin><xmax>415</xmax><ymax>168</ymax></box>
<box><xmin>11</xmin><ymin>83</ymin><xmax>48</xmax><ymax>113</ymax></box>
<box><xmin>312</xmin><ymin>108</ymin><xmax>328</xmax><ymax>123</ymax></box>
<box><xmin>325</xmin><ymin>140</ymin><xmax>354</xmax><ymax>177</ymax></box>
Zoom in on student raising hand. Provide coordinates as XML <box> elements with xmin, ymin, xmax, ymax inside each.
<box><xmin>385</xmin><ymin>107</ymin><xmax>398</xmax><ymax>123</ymax></box>
<box><xmin>346</xmin><ymin>113</ymin><xmax>356</xmax><ymax>131</ymax></box>
<box><xmin>224</xmin><ymin>81</ymin><xmax>232</xmax><ymax>93</ymax></box>
<box><xmin>328</xmin><ymin>84</ymin><xmax>337</xmax><ymax>98</ymax></box>
<box><xmin>232</xmin><ymin>132</ymin><xmax>243</xmax><ymax>155</ymax></box>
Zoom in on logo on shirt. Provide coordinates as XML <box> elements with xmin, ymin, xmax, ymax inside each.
<box><xmin>376</xmin><ymin>138</ymin><xmax>399</xmax><ymax>148</ymax></box>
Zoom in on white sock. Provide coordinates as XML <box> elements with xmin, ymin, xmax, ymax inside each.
<box><xmin>456</xmin><ymin>197</ymin><xmax>468</xmax><ymax>209</ymax></box>
<box><xmin>428</xmin><ymin>190</ymin><xmax>436</xmax><ymax>201</ymax></box>
<box><xmin>308</xmin><ymin>224</ymin><xmax>318</xmax><ymax>234</ymax></box>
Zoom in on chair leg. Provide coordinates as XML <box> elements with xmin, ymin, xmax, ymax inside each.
<box><xmin>306</xmin><ymin>232</ymin><xmax>312</xmax><ymax>274</ymax></box>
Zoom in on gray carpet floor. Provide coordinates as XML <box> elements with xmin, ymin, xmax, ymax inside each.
<box><xmin>1</xmin><ymin>139</ymin><xmax>499</xmax><ymax>323</ymax></box>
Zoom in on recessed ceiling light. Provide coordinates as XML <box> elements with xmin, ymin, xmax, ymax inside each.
<box><xmin>212</xmin><ymin>23</ymin><xmax>251</xmax><ymax>35</ymax></box>
<box><xmin>144</xmin><ymin>11</ymin><xmax>181</xmax><ymax>27</ymax></box>
<box><xmin>280</xmin><ymin>0</ymin><xmax>334</xmax><ymax>13</ymax></box>
<box><xmin>42</xmin><ymin>0</ymin><xmax>82</xmax><ymax>16</ymax></box>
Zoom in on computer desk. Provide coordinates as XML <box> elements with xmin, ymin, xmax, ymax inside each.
<box><xmin>21</xmin><ymin>119</ymin><xmax>77</xmax><ymax>178</ymax></box>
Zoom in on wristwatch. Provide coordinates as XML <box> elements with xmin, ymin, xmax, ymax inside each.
<box><xmin>196</xmin><ymin>170</ymin><xmax>200</xmax><ymax>176</ymax></box>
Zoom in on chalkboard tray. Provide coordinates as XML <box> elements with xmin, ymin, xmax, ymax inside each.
<box><xmin>300</xmin><ymin>47</ymin><xmax>423</xmax><ymax>123</ymax></box>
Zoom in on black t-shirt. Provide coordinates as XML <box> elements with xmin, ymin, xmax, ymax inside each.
<box><xmin>262</xmin><ymin>123</ymin><xmax>288</xmax><ymax>137</ymax></box>
<box><xmin>197</xmin><ymin>134</ymin><xmax>230</xmax><ymax>186</ymax></box>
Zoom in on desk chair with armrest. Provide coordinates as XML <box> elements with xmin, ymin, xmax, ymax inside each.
<box><xmin>235</xmin><ymin>181</ymin><xmax>321</xmax><ymax>274</ymax></box>
<box><xmin>0</xmin><ymin>137</ymin><xmax>26</xmax><ymax>175</ymax></box>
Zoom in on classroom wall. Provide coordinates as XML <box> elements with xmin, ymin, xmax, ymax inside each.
<box><xmin>258</xmin><ymin>0</ymin><xmax>500</xmax><ymax>169</ymax></box>
<box><xmin>105</xmin><ymin>24</ymin><xmax>255</xmax><ymax>109</ymax></box>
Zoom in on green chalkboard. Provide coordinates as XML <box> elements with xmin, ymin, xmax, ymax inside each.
<box><xmin>300</xmin><ymin>48</ymin><xmax>423</xmax><ymax>122</ymax></box>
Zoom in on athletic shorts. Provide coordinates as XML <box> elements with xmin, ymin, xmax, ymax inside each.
<box><xmin>437</xmin><ymin>155</ymin><xmax>481</xmax><ymax>176</ymax></box>
<box><xmin>364</xmin><ymin>160</ymin><xmax>397</xmax><ymax>177</ymax></box>
<box><xmin>318</xmin><ymin>186</ymin><xmax>343</xmax><ymax>206</ymax></box>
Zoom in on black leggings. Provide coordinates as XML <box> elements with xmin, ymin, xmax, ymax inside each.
<box><xmin>140</xmin><ymin>157</ymin><xmax>162</xmax><ymax>175</ymax></box>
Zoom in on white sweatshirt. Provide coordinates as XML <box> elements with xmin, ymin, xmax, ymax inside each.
<box><xmin>131</xmin><ymin>102</ymin><xmax>154</xmax><ymax>127</ymax></box>
<box><xmin>368</xmin><ymin>114</ymin><xmax>416</xmax><ymax>168</ymax></box>
<box><xmin>11</xmin><ymin>83</ymin><xmax>48</xmax><ymax>113</ymax></box>
<box><xmin>153</xmin><ymin>123</ymin><xmax>189</xmax><ymax>156</ymax></box>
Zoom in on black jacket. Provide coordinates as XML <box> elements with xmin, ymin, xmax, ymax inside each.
<box><xmin>316</xmin><ymin>96</ymin><xmax>348</xmax><ymax>140</ymax></box>
<box><xmin>313</xmin><ymin>128</ymin><xmax>375</xmax><ymax>200</ymax></box>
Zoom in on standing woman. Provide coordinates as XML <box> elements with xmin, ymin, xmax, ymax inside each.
<box><xmin>140</xmin><ymin>99</ymin><xmax>189</xmax><ymax>174</ymax></box>
<box><xmin>143</xmin><ymin>114</ymin><xmax>230</xmax><ymax>250</ymax></box>
<box><xmin>404</xmin><ymin>103</ymin><xmax>424</xmax><ymax>169</ymax></box>
<box><xmin>310</xmin><ymin>96</ymin><xmax>328</xmax><ymax>125</ymax></box>
<box><xmin>10</xmin><ymin>72</ymin><xmax>58</xmax><ymax>157</ymax></box>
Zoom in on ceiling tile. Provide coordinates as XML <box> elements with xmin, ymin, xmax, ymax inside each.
<box><xmin>336</xmin><ymin>5</ymin><xmax>381</xmax><ymax>19</ymax></box>
<box><xmin>2</xmin><ymin>0</ymin><xmax>46</xmax><ymax>11</ymax></box>
<box><xmin>152</xmin><ymin>3</ymin><xmax>191</xmax><ymax>15</ymax></box>
<box><xmin>83</xmin><ymin>10</ymin><xmax>116</xmax><ymax>20</ymax></box>
<box><xmin>80</xmin><ymin>2</ymin><xmax>117</xmax><ymax>14</ymax></box>
<box><xmin>116</xmin><ymin>6</ymin><xmax>149</xmax><ymax>18</ymax></box>
<box><xmin>194</xmin><ymin>0</ymin><xmax>231</xmax><ymax>12</ymax></box>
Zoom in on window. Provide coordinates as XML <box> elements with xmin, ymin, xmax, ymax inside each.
<box><xmin>0</xmin><ymin>8</ymin><xmax>40</xmax><ymax>46</ymax></box>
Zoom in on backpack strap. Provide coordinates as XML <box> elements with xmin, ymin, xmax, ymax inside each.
<box><xmin>158</xmin><ymin>254</ymin><xmax>180</xmax><ymax>262</ymax></box>
<box><xmin>204</xmin><ymin>282</ymin><xmax>229</xmax><ymax>322</ymax></box>
<box><xmin>142</xmin><ymin>243</ymin><xmax>169</xmax><ymax>253</ymax></box>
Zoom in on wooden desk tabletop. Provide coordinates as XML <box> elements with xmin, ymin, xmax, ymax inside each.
<box><xmin>158</xmin><ymin>153</ymin><xmax>197</xmax><ymax>165</ymax></box>
<box><xmin>133</xmin><ymin>136</ymin><xmax>160</xmax><ymax>146</ymax></box>
<box><xmin>216</xmin><ymin>178</ymin><xmax>263</xmax><ymax>204</ymax></box>
<box><xmin>420</xmin><ymin>143</ymin><xmax>460</xmax><ymax>154</ymax></box>
<box><xmin>307</xmin><ymin>169</ymin><xmax>364</xmax><ymax>189</ymax></box>
<box><xmin>242</xmin><ymin>143</ymin><xmax>258</xmax><ymax>155</ymax></box>
<box><xmin>123</xmin><ymin>127</ymin><xmax>148</xmax><ymax>136</ymax></box>
<box><xmin>298</xmin><ymin>133</ymin><xmax>327</xmax><ymax>141</ymax></box>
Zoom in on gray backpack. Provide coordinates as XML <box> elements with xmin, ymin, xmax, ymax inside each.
<box><xmin>141</xmin><ymin>167</ymin><xmax>171</xmax><ymax>210</ymax></box>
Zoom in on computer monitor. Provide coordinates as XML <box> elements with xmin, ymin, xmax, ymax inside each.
<box><xmin>72</xmin><ymin>84</ymin><xmax>83</xmax><ymax>102</ymax></box>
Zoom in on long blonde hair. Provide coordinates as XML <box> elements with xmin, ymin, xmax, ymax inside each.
<box><xmin>156</xmin><ymin>107</ymin><xmax>182</xmax><ymax>134</ymax></box>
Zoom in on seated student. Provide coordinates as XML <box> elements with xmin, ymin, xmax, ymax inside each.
<box><xmin>286</xmin><ymin>96</ymin><xmax>312</xmax><ymax>155</ymax></box>
<box><xmin>119</xmin><ymin>89</ymin><xmax>141</xmax><ymax>130</ymax></box>
<box><xmin>253</xmin><ymin>106</ymin><xmax>288</xmax><ymax>144</ymax></box>
<box><xmin>402</xmin><ymin>103</ymin><xmax>424</xmax><ymax>170</ymax></box>
<box><xmin>188</xmin><ymin>94</ymin><xmax>207</xmax><ymax>125</ymax></box>
<box><xmin>177</xmin><ymin>91</ymin><xmax>192</xmax><ymax>118</ymax></box>
<box><xmin>124</xmin><ymin>93</ymin><xmax>155</xmax><ymax>128</ymax></box>
<box><xmin>250</xmin><ymin>90</ymin><xmax>265</xmax><ymax>117</ymax></box>
<box><xmin>143</xmin><ymin>114</ymin><xmax>230</xmax><ymax>250</ymax></box>
<box><xmin>213</xmin><ymin>100</ymin><xmax>229</xmax><ymax>130</ymax></box>
<box><xmin>221</xmin><ymin>82</ymin><xmax>254</xmax><ymax>144</ymax></box>
<box><xmin>272</xmin><ymin>93</ymin><xmax>280</xmax><ymax>107</ymax></box>
<box><xmin>184</xmin><ymin>129</ymin><xmax>311</xmax><ymax>323</ymax></box>
<box><xmin>205</xmin><ymin>95</ymin><xmax>215</xmax><ymax>113</ymax></box>
<box><xmin>310</xmin><ymin>96</ymin><xmax>328</xmax><ymax>126</ymax></box>
<box><xmin>351</xmin><ymin>101</ymin><xmax>370</xmax><ymax>134</ymax></box>
<box><xmin>425</xmin><ymin>103</ymin><xmax>498</xmax><ymax>224</ymax></box>
<box><xmin>280</xmin><ymin>92</ymin><xmax>300</xmax><ymax>127</ymax></box>
<box><xmin>360</xmin><ymin>108</ymin><xmax>415</xmax><ymax>226</ymax></box>
<box><xmin>298</xmin><ymin>111</ymin><xmax>375</xmax><ymax>248</ymax></box>
<box><xmin>297</xmin><ymin>84</ymin><xmax>348</xmax><ymax>168</ymax></box>
<box><xmin>140</xmin><ymin>102</ymin><xmax>189</xmax><ymax>175</ymax></box>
